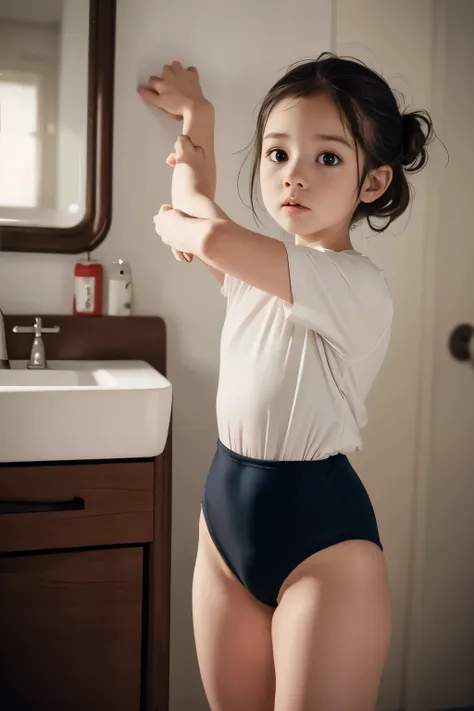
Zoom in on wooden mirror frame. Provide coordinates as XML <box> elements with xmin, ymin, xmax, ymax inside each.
<box><xmin>0</xmin><ymin>0</ymin><xmax>116</xmax><ymax>254</ymax></box>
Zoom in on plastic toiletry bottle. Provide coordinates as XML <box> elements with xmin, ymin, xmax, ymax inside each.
<box><xmin>107</xmin><ymin>259</ymin><xmax>132</xmax><ymax>316</ymax></box>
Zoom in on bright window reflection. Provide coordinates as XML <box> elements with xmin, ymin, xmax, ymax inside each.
<box><xmin>0</xmin><ymin>76</ymin><xmax>39</xmax><ymax>207</ymax></box>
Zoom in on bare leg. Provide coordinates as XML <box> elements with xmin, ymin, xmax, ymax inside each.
<box><xmin>192</xmin><ymin>510</ymin><xmax>275</xmax><ymax>711</ymax></box>
<box><xmin>272</xmin><ymin>540</ymin><xmax>392</xmax><ymax>711</ymax></box>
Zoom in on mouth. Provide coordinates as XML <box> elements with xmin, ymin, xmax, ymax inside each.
<box><xmin>282</xmin><ymin>200</ymin><xmax>309</xmax><ymax>214</ymax></box>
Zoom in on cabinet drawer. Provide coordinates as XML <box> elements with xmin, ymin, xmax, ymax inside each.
<box><xmin>0</xmin><ymin>547</ymin><xmax>143</xmax><ymax>711</ymax></box>
<box><xmin>0</xmin><ymin>461</ymin><xmax>154</xmax><ymax>553</ymax></box>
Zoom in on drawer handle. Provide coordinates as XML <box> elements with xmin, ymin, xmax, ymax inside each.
<box><xmin>0</xmin><ymin>496</ymin><xmax>85</xmax><ymax>515</ymax></box>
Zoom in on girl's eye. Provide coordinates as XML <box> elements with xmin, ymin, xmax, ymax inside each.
<box><xmin>267</xmin><ymin>148</ymin><xmax>288</xmax><ymax>163</ymax></box>
<box><xmin>266</xmin><ymin>149</ymin><xmax>342</xmax><ymax>166</ymax></box>
<box><xmin>318</xmin><ymin>152</ymin><xmax>341</xmax><ymax>167</ymax></box>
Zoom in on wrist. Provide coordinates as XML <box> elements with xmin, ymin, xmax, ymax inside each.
<box><xmin>182</xmin><ymin>100</ymin><xmax>215</xmax><ymax>147</ymax></box>
<box><xmin>184</xmin><ymin>98</ymin><xmax>214</xmax><ymax>120</ymax></box>
<box><xmin>202</xmin><ymin>216</ymin><xmax>233</xmax><ymax>260</ymax></box>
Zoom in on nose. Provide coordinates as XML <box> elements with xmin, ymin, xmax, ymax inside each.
<box><xmin>282</xmin><ymin>160</ymin><xmax>307</xmax><ymax>190</ymax></box>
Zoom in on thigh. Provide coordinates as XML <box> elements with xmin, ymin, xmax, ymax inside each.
<box><xmin>272</xmin><ymin>540</ymin><xmax>392</xmax><ymax>711</ymax></box>
<box><xmin>192</xmin><ymin>510</ymin><xmax>275</xmax><ymax>711</ymax></box>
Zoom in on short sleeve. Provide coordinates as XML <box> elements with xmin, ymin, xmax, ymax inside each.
<box><xmin>282</xmin><ymin>242</ymin><xmax>393</xmax><ymax>360</ymax></box>
<box><xmin>220</xmin><ymin>273</ymin><xmax>242</xmax><ymax>299</ymax></box>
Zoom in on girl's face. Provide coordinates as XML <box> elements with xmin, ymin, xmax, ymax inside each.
<box><xmin>259</xmin><ymin>93</ymin><xmax>378</xmax><ymax>244</ymax></box>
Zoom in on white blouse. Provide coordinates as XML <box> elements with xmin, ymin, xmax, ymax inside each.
<box><xmin>216</xmin><ymin>242</ymin><xmax>394</xmax><ymax>461</ymax></box>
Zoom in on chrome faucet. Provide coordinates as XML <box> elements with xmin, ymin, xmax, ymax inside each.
<box><xmin>13</xmin><ymin>317</ymin><xmax>60</xmax><ymax>369</ymax></box>
<box><xmin>0</xmin><ymin>308</ymin><xmax>9</xmax><ymax>369</ymax></box>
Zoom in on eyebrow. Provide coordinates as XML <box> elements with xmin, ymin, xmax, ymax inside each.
<box><xmin>263</xmin><ymin>132</ymin><xmax>353</xmax><ymax>149</ymax></box>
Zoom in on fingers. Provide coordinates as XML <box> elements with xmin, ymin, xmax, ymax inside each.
<box><xmin>153</xmin><ymin>61</ymin><xmax>198</xmax><ymax>78</ymax></box>
<box><xmin>172</xmin><ymin>248</ymin><xmax>193</xmax><ymax>262</ymax></box>
<box><xmin>137</xmin><ymin>79</ymin><xmax>165</xmax><ymax>109</ymax></box>
<box><xmin>154</xmin><ymin>200</ymin><xmax>193</xmax><ymax>263</ymax></box>
<box><xmin>154</xmin><ymin>205</ymin><xmax>172</xmax><ymax>231</ymax></box>
<box><xmin>167</xmin><ymin>141</ymin><xmax>200</xmax><ymax>167</ymax></box>
<box><xmin>174</xmin><ymin>134</ymin><xmax>200</xmax><ymax>155</ymax></box>
<box><xmin>137</xmin><ymin>85</ymin><xmax>160</xmax><ymax>105</ymax></box>
<box><xmin>174</xmin><ymin>134</ymin><xmax>205</xmax><ymax>162</ymax></box>
<box><xmin>174</xmin><ymin>136</ymin><xmax>185</xmax><ymax>159</ymax></box>
<box><xmin>173</xmin><ymin>248</ymin><xmax>187</xmax><ymax>261</ymax></box>
<box><xmin>147</xmin><ymin>75</ymin><xmax>164</xmax><ymax>93</ymax></box>
<box><xmin>166</xmin><ymin>137</ymin><xmax>195</xmax><ymax>166</ymax></box>
<box><xmin>138</xmin><ymin>63</ymin><xmax>200</xmax><ymax>112</ymax></box>
<box><xmin>171</xmin><ymin>135</ymin><xmax>190</xmax><ymax>163</ymax></box>
<box><xmin>138</xmin><ymin>74</ymin><xmax>185</xmax><ymax>120</ymax></box>
<box><xmin>175</xmin><ymin>134</ymin><xmax>191</xmax><ymax>149</ymax></box>
<box><xmin>166</xmin><ymin>138</ymin><xmax>195</xmax><ymax>168</ymax></box>
<box><xmin>142</xmin><ymin>64</ymin><xmax>198</xmax><ymax>90</ymax></box>
<box><xmin>168</xmin><ymin>61</ymin><xmax>198</xmax><ymax>75</ymax></box>
<box><xmin>137</xmin><ymin>74</ymin><xmax>167</xmax><ymax>101</ymax></box>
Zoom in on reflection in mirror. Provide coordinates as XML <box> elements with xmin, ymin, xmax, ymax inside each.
<box><xmin>0</xmin><ymin>0</ymin><xmax>89</xmax><ymax>228</ymax></box>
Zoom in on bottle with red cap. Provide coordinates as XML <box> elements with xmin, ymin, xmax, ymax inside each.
<box><xmin>73</xmin><ymin>254</ymin><xmax>103</xmax><ymax>316</ymax></box>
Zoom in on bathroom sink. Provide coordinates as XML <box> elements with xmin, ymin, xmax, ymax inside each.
<box><xmin>0</xmin><ymin>360</ymin><xmax>172</xmax><ymax>463</ymax></box>
<box><xmin>1</xmin><ymin>367</ymin><xmax>99</xmax><ymax>387</ymax></box>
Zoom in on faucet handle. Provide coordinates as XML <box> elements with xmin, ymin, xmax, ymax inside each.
<box><xmin>13</xmin><ymin>317</ymin><xmax>60</xmax><ymax>336</ymax></box>
<box><xmin>33</xmin><ymin>317</ymin><xmax>60</xmax><ymax>336</ymax></box>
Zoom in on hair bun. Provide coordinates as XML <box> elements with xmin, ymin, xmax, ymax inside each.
<box><xmin>401</xmin><ymin>110</ymin><xmax>433</xmax><ymax>172</ymax></box>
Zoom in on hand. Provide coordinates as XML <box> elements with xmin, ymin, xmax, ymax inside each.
<box><xmin>166</xmin><ymin>134</ymin><xmax>205</xmax><ymax>170</ymax></box>
<box><xmin>171</xmin><ymin>247</ymin><xmax>193</xmax><ymax>264</ymax></box>
<box><xmin>137</xmin><ymin>61</ymin><xmax>208</xmax><ymax>121</ymax></box>
<box><xmin>154</xmin><ymin>204</ymin><xmax>213</xmax><ymax>256</ymax></box>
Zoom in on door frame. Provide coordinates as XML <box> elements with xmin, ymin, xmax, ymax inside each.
<box><xmin>402</xmin><ymin>2</ymin><xmax>448</xmax><ymax>709</ymax></box>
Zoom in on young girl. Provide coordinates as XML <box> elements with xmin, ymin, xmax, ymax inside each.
<box><xmin>139</xmin><ymin>53</ymin><xmax>434</xmax><ymax>711</ymax></box>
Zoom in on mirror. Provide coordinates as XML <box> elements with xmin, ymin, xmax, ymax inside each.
<box><xmin>0</xmin><ymin>0</ymin><xmax>115</xmax><ymax>253</ymax></box>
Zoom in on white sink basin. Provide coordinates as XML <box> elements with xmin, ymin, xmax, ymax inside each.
<box><xmin>0</xmin><ymin>360</ymin><xmax>172</xmax><ymax>463</ymax></box>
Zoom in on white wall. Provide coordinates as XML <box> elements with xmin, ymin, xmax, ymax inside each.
<box><xmin>0</xmin><ymin>19</ymin><xmax>58</xmax><ymax>59</ymax></box>
<box><xmin>0</xmin><ymin>0</ymin><xmax>62</xmax><ymax>24</ymax></box>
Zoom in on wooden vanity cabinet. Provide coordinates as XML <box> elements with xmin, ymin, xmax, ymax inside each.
<box><xmin>1</xmin><ymin>316</ymin><xmax>172</xmax><ymax>711</ymax></box>
<box><xmin>0</xmin><ymin>545</ymin><xmax>143</xmax><ymax>711</ymax></box>
<box><xmin>0</xmin><ymin>452</ymin><xmax>171</xmax><ymax>711</ymax></box>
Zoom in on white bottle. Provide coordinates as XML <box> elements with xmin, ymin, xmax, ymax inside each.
<box><xmin>107</xmin><ymin>259</ymin><xmax>132</xmax><ymax>316</ymax></box>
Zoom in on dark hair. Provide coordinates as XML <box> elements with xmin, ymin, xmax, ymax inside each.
<box><xmin>247</xmin><ymin>52</ymin><xmax>435</xmax><ymax>233</ymax></box>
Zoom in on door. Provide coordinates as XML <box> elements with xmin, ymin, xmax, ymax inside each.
<box><xmin>406</xmin><ymin>2</ymin><xmax>474</xmax><ymax>708</ymax></box>
<box><xmin>0</xmin><ymin>547</ymin><xmax>143</xmax><ymax>711</ymax></box>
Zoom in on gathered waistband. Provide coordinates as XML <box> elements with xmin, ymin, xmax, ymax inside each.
<box><xmin>216</xmin><ymin>438</ymin><xmax>341</xmax><ymax>473</ymax></box>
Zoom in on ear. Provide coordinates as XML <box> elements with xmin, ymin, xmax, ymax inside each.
<box><xmin>359</xmin><ymin>165</ymin><xmax>393</xmax><ymax>204</ymax></box>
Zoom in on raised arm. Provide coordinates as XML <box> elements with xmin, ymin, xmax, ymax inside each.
<box><xmin>169</xmin><ymin>131</ymin><xmax>227</xmax><ymax>221</ymax></box>
<box><xmin>170</xmin><ymin>102</ymin><xmax>222</xmax><ymax>219</ymax></box>
<box><xmin>179</xmin><ymin>101</ymin><xmax>216</xmax><ymax>204</ymax></box>
<box><xmin>138</xmin><ymin>63</ymin><xmax>225</xmax><ymax>282</ymax></box>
